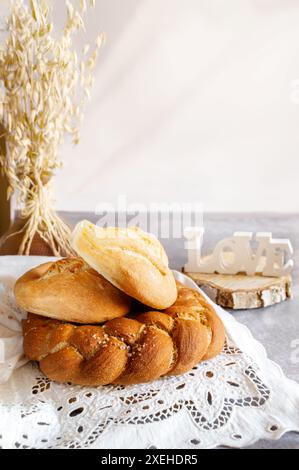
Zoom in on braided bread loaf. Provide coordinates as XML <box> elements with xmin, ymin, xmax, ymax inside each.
<box><xmin>23</xmin><ymin>283</ymin><xmax>225</xmax><ymax>386</ymax></box>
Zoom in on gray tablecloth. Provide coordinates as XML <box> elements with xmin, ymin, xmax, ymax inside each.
<box><xmin>62</xmin><ymin>211</ymin><xmax>299</xmax><ymax>449</ymax></box>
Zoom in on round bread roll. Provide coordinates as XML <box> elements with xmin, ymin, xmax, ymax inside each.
<box><xmin>14</xmin><ymin>257</ymin><xmax>131</xmax><ymax>324</ymax></box>
<box><xmin>71</xmin><ymin>221</ymin><xmax>178</xmax><ymax>309</ymax></box>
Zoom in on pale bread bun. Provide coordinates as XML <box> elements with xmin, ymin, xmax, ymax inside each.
<box><xmin>71</xmin><ymin>221</ymin><xmax>178</xmax><ymax>309</ymax></box>
<box><xmin>14</xmin><ymin>257</ymin><xmax>131</xmax><ymax>324</ymax></box>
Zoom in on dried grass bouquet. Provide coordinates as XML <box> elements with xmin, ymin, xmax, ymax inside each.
<box><xmin>0</xmin><ymin>0</ymin><xmax>103</xmax><ymax>255</ymax></box>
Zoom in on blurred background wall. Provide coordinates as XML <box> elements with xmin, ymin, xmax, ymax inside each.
<box><xmin>7</xmin><ymin>0</ymin><xmax>299</xmax><ymax>212</ymax></box>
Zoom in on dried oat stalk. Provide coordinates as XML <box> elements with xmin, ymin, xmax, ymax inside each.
<box><xmin>0</xmin><ymin>0</ymin><xmax>104</xmax><ymax>255</ymax></box>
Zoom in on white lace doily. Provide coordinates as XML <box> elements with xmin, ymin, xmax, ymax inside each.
<box><xmin>0</xmin><ymin>255</ymin><xmax>299</xmax><ymax>449</ymax></box>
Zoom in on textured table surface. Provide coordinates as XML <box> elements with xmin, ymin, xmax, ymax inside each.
<box><xmin>62</xmin><ymin>211</ymin><xmax>299</xmax><ymax>449</ymax></box>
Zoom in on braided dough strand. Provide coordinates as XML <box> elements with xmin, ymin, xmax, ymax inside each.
<box><xmin>22</xmin><ymin>283</ymin><xmax>225</xmax><ymax>386</ymax></box>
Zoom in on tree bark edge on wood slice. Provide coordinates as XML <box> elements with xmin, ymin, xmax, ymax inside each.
<box><xmin>185</xmin><ymin>272</ymin><xmax>292</xmax><ymax>309</ymax></box>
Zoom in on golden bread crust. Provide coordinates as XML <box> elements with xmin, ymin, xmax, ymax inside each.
<box><xmin>22</xmin><ymin>283</ymin><xmax>225</xmax><ymax>386</ymax></box>
<box><xmin>14</xmin><ymin>258</ymin><xmax>131</xmax><ymax>323</ymax></box>
<box><xmin>71</xmin><ymin>221</ymin><xmax>178</xmax><ymax>309</ymax></box>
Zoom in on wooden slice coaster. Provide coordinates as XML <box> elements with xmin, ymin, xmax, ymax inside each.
<box><xmin>185</xmin><ymin>271</ymin><xmax>292</xmax><ymax>310</ymax></box>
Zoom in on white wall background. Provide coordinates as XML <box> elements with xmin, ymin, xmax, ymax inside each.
<box><xmin>48</xmin><ymin>1</ymin><xmax>299</xmax><ymax>211</ymax></box>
